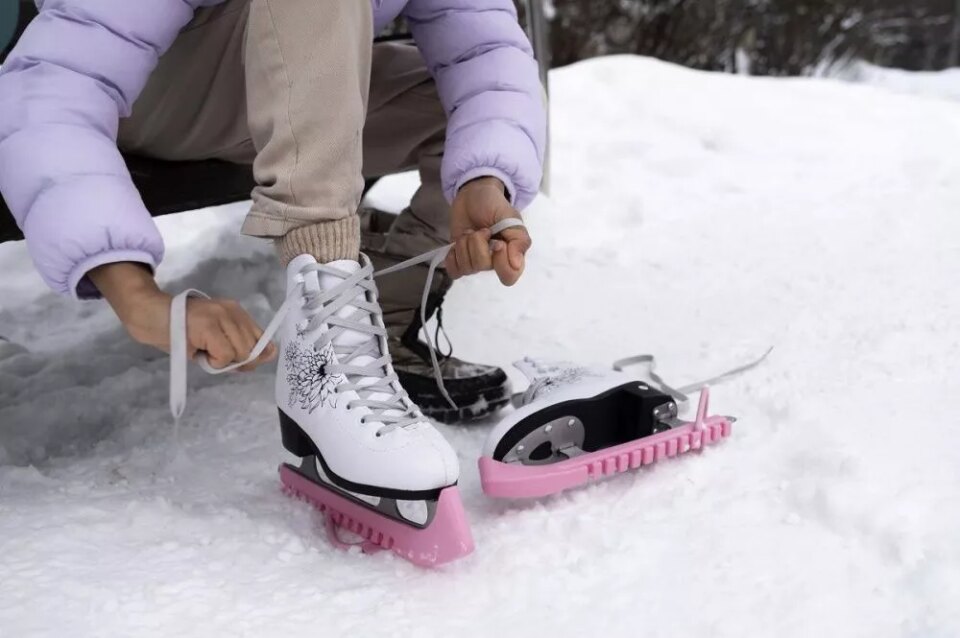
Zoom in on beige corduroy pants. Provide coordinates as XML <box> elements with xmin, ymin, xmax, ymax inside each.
<box><xmin>118</xmin><ymin>0</ymin><xmax>452</xmax><ymax>264</ymax></box>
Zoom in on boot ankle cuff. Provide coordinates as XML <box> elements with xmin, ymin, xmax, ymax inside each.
<box><xmin>276</xmin><ymin>217</ymin><xmax>361</xmax><ymax>265</ymax></box>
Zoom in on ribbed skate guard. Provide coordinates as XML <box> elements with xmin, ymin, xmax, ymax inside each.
<box><xmin>279</xmin><ymin>466</ymin><xmax>475</xmax><ymax>567</ymax></box>
<box><xmin>479</xmin><ymin>388</ymin><xmax>733</xmax><ymax>499</ymax></box>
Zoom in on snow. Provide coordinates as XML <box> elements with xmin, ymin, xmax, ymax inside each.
<box><xmin>829</xmin><ymin>60</ymin><xmax>960</xmax><ymax>105</ymax></box>
<box><xmin>2</xmin><ymin>55</ymin><xmax>960</xmax><ymax>636</ymax></box>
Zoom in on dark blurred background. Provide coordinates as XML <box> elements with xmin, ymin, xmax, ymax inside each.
<box><xmin>385</xmin><ymin>1</ymin><xmax>960</xmax><ymax>76</ymax></box>
<box><xmin>6</xmin><ymin>1</ymin><xmax>960</xmax><ymax>77</ymax></box>
<box><xmin>540</xmin><ymin>0</ymin><xmax>960</xmax><ymax>75</ymax></box>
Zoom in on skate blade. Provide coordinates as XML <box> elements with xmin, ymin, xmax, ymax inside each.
<box><xmin>480</xmin><ymin>389</ymin><xmax>733</xmax><ymax>499</ymax></box>
<box><xmin>279</xmin><ymin>465</ymin><xmax>474</xmax><ymax>567</ymax></box>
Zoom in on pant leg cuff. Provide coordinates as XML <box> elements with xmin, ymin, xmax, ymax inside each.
<box><xmin>276</xmin><ymin>216</ymin><xmax>361</xmax><ymax>265</ymax></box>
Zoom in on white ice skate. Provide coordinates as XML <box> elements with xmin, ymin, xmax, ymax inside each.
<box><xmin>479</xmin><ymin>352</ymin><xmax>769</xmax><ymax>499</ymax></box>
<box><xmin>271</xmin><ymin>255</ymin><xmax>472</xmax><ymax>566</ymax></box>
<box><xmin>168</xmin><ymin>219</ymin><xmax>523</xmax><ymax>567</ymax></box>
<box><xmin>169</xmin><ymin>256</ymin><xmax>473</xmax><ymax>566</ymax></box>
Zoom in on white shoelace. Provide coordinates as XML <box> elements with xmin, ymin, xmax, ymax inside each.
<box><xmin>612</xmin><ymin>347</ymin><xmax>774</xmax><ymax>405</ymax></box>
<box><xmin>168</xmin><ymin>218</ymin><xmax>526</xmax><ymax>429</ymax></box>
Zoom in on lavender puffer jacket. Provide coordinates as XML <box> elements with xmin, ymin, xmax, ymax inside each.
<box><xmin>0</xmin><ymin>0</ymin><xmax>546</xmax><ymax>298</ymax></box>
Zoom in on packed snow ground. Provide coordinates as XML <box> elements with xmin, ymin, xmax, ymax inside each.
<box><xmin>2</xmin><ymin>56</ymin><xmax>960</xmax><ymax>637</ymax></box>
<box><xmin>831</xmin><ymin>59</ymin><xmax>960</xmax><ymax>105</ymax></box>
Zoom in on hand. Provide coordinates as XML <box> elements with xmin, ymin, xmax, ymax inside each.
<box><xmin>88</xmin><ymin>262</ymin><xmax>277</xmax><ymax>371</ymax></box>
<box><xmin>445</xmin><ymin>176</ymin><xmax>532</xmax><ymax>286</ymax></box>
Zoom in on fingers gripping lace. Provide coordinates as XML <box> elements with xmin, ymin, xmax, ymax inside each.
<box><xmin>373</xmin><ymin>218</ymin><xmax>524</xmax><ymax>409</ymax></box>
<box><xmin>168</xmin><ymin>218</ymin><xmax>525</xmax><ymax>429</ymax></box>
<box><xmin>169</xmin><ymin>263</ymin><xmax>420</xmax><ymax>436</ymax></box>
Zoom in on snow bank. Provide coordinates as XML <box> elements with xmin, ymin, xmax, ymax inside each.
<box><xmin>2</xmin><ymin>55</ymin><xmax>959</xmax><ymax>637</ymax></box>
<box><xmin>829</xmin><ymin>60</ymin><xmax>960</xmax><ymax>104</ymax></box>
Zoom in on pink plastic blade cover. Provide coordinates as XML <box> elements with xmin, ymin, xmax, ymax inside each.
<box><xmin>279</xmin><ymin>464</ymin><xmax>475</xmax><ymax>567</ymax></box>
<box><xmin>479</xmin><ymin>389</ymin><xmax>733</xmax><ymax>499</ymax></box>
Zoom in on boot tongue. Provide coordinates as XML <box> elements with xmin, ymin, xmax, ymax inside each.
<box><xmin>317</xmin><ymin>259</ymin><xmax>407</xmax><ymax>423</ymax></box>
<box><xmin>317</xmin><ymin>259</ymin><xmax>370</xmax><ymax>350</ymax></box>
<box><xmin>286</xmin><ymin>255</ymin><xmax>372</xmax><ymax>352</ymax></box>
<box><xmin>286</xmin><ymin>254</ymin><xmax>321</xmax><ymax>295</ymax></box>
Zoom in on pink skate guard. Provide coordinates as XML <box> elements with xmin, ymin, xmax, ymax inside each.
<box><xmin>479</xmin><ymin>388</ymin><xmax>733</xmax><ymax>499</ymax></box>
<box><xmin>279</xmin><ymin>464</ymin><xmax>474</xmax><ymax>567</ymax></box>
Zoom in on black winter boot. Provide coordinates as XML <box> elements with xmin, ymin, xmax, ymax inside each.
<box><xmin>363</xmin><ymin>210</ymin><xmax>511</xmax><ymax>423</ymax></box>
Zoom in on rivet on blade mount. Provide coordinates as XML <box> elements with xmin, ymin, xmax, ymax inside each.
<box><xmin>652</xmin><ymin>401</ymin><xmax>683</xmax><ymax>433</ymax></box>
<box><xmin>503</xmin><ymin>416</ymin><xmax>587</xmax><ymax>465</ymax></box>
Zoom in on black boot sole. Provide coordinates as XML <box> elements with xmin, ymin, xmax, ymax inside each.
<box><xmin>397</xmin><ymin>369</ymin><xmax>512</xmax><ymax>424</ymax></box>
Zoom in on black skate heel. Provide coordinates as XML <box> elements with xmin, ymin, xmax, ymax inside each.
<box><xmin>278</xmin><ymin>409</ymin><xmax>317</xmax><ymax>457</ymax></box>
